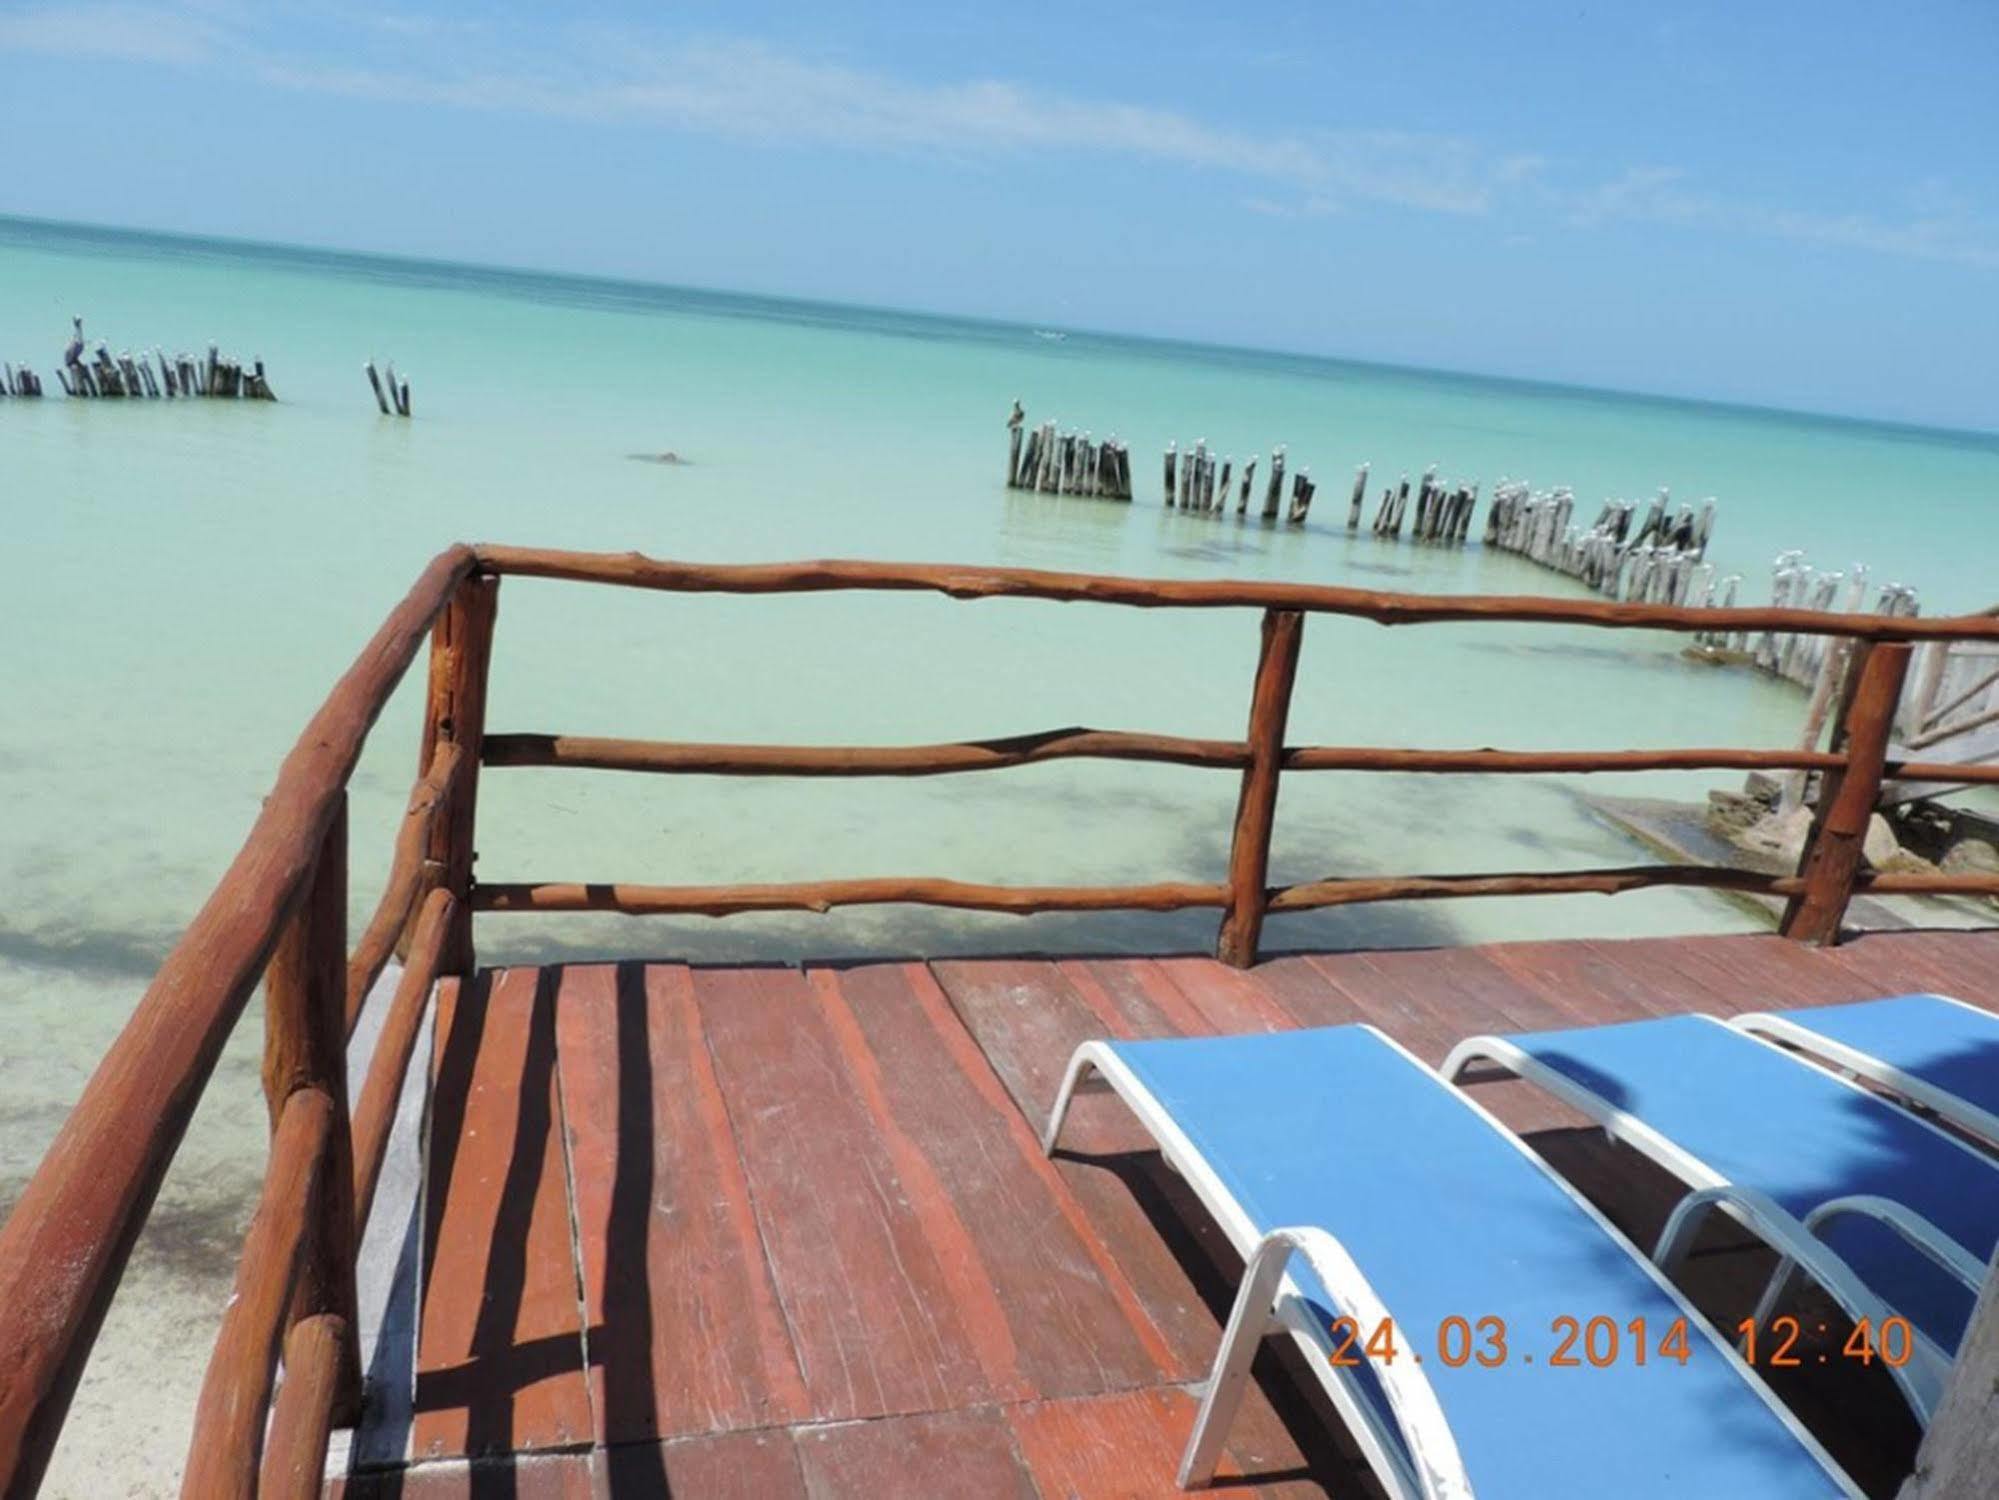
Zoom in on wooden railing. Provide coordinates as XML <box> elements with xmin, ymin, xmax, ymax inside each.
<box><xmin>0</xmin><ymin>549</ymin><xmax>487</xmax><ymax>1500</ymax></box>
<box><xmin>6</xmin><ymin>542</ymin><xmax>1999</xmax><ymax>1497</ymax></box>
<box><xmin>466</xmin><ymin>548</ymin><xmax>1999</xmax><ymax>959</ymax></box>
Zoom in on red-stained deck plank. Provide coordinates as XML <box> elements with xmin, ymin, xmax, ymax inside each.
<box><xmin>1058</xmin><ymin>957</ymin><xmax>1211</xmax><ymax>1041</ymax></box>
<box><xmin>1009</xmin><ymin>1383</ymin><xmax>1362</xmax><ymax>1500</ymax></box>
<box><xmin>1233</xmin><ymin>953</ymin><xmax>1411</xmax><ymax>1047</ymax></box>
<box><xmin>1583</xmin><ymin>936</ymin><xmax>1838</xmax><ymax>1014</ymax></box>
<box><xmin>1146</xmin><ymin>955</ymin><xmax>1298</xmax><ymax>1034</ymax></box>
<box><xmin>415</xmin><ymin>968</ymin><xmax>592</xmax><ymax>1459</ymax></box>
<box><xmin>1357</xmin><ymin>942</ymin><xmax>1598</xmax><ymax>1035</ymax></box>
<box><xmin>929</xmin><ymin>958</ymin><xmax>1223</xmax><ymax>1380</ymax></box>
<box><xmin>818</xmin><ymin>963</ymin><xmax>1174</xmax><ymax>1398</ymax></box>
<box><xmin>1478</xmin><ymin>938</ymin><xmax>1683</xmax><ymax>1024</ymax></box>
<box><xmin>1910</xmin><ymin>928</ymin><xmax>1999</xmax><ymax>1005</ymax></box>
<box><xmin>554</xmin><ymin>962</ymin><xmax>810</xmax><ymax>1444</ymax></box>
<box><xmin>1291</xmin><ymin>949</ymin><xmax>1581</xmax><ymax>1134</ymax></box>
<box><xmin>1822</xmin><ymin>929</ymin><xmax>1999</xmax><ymax>1009</ymax></box>
<box><xmin>693</xmin><ymin>965</ymin><xmax>994</xmax><ymax>1421</ymax></box>
<box><xmin>1005</xmin><ymin>1387</ymin><xmax>1206</xmax><ymax>1499</ymax></box>
<box><xmin>379</xmin><ymin>929</ymin><xmax>1999</xmax><ymax>1497</ymax></box>
<box><xmin>1303</xmin><ymin>949</ymin><xmax>1508</xmax><ymax>1064</ymax></box>
<box><xmin>790</xmin><ymin>1408</ymin><xmax>1037</xmax><ymax>1500</ymax></box>
<box><xmin>601</xmin><ymin>1427</ymin><xmax>810</xmax><ymax>1498</ymax></box>
<box><xmin>928</xmin><ymin>959</ymin><xmax>1122</xmax><ymax>1128</ymax></box>
<box><xmin>331</xmin><ymin>1452</ymin><xmax>598</xmax><ymax>1499</ymax></box>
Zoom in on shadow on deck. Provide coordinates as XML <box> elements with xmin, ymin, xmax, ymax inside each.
<box><xmin>334</xmin><ymin>928</ymin><xmax>1999</xmax><ymax>1499</ymax></box>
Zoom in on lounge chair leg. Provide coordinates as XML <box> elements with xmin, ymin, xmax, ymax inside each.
<box><xmin>1753</xmin><ymin>1257</ymin><xmax>1800</xmax><ymax>1329</ymax></box>
<box><xmin>1042</xmin><ymin>1046</ymin><xmax>1103</xmax><ymax>1155</ymax></box>
<box><xmin>1178</xmin><ymin>1230</ymin><xmax>1296</xmax><ymax>1490</ymax></box>
<box><xmin>1651</xmin><ymin>1188</ymin><xmax>1715</xmax><ymax>1275</ymax></box>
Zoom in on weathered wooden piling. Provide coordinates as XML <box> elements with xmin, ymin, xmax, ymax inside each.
<box><xmin>1451</xmin><ymin>485</ymin><xmax>1479</xmax><ymax>543</ymax></box>
<box><xmin>1287</xmin><ymin>470</ymin><xmax>1315</xmax><ymax>524</ymax></box>
<box><xmin>1262</xmin><ymin>447</ymin><xmax>1287</xmax><ymax>521</ymax></box>
<box><xmin>1001</xmin><ymin>410</ymin><xmax>1126</xmax><ymax>500</ymax></box>
<box><xmin>990</xmin><ymin>401</ymin><xmax>1752</xmax><ymax>579</ymax></box>
<box><xmin>53</xmin><ymin>322</ymin><xmax>274</xmax><ymax>403</ymax></box>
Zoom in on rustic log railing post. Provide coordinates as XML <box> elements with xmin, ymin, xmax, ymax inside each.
<box><xmin>261</xmin><ymin>795</ymin><xmax>363</xmax><ymax>1426</ymax></box>
<box><xmin>1780</xmin><ymin>641</ymin><xmax>1911</xmax><ymax>945</ymax></box>
<box><xmin>1216</xmin><ymin>609</ymin><xmax>1304</xmax><ymax>967</ymax></box>
<box><xmin>418</xmin><ymin>574</ymin><xmax>499</xmax><ymax>974</ymax></box>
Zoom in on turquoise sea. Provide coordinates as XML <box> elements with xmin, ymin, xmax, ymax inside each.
<box><xmin>4</xmin><ymin>214</ymin><xmax>1998</xmax><ymax>1490</ymax></box>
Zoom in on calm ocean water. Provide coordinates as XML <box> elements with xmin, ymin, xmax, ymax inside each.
<box><xmin>3</xmin><ymin>214</ymin><xmax>1997</xmax><ymax>1489</ymax></box>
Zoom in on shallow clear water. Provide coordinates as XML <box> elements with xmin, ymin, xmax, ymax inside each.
<box><xmin>3</xmin><ymin>216</ymin><xmax>1997</xmax><ymax>1491</ymax></box>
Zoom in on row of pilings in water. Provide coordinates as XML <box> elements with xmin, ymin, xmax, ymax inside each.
<box><xmin>996</xmin><ymin>401</ymin><xmax>1939</xmax><ymax>695</ymax></box>
<box><xmin>1006</xmin><ymin>410</ymin><xmax>1133</xmax><ymax>498</ymax></box>
<box><xmin>1</xmin><ymin>321</ymin><xmax>275</xmax><ymax>402</ymax></box>
<box><xmin>60</xmin><ymin>343</ymin><xmax>275</xmax><ymax>400</ymax></box>
<box><xmin>999</xmin><ymin>406</ymin><xmax>1717</xmax><ymax>593</ymax></box>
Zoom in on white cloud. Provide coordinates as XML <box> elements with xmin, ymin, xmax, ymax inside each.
<box><xmin>3</xmin><ymin>4</ymin><xmax>1994</xmax><ymax>271</ymax></box>
<box><xmin>0</xmin><ymin>2</ymin><xmax>225</xmax><ymax>65</ymax></box>
<box><xmin>1568</xmin><ymin>166</ymin><xmax>1715</xmax><ymax>228</ymax></box>
<box><xmin>1567</xmin><ymin>164</ymin><xmax>1999</xmax><ymax>270</ymax></box>
<box><xmin>251</xmin><ymin>34</ymin><xmax>1516</xmax><ymax>217</ymax></box>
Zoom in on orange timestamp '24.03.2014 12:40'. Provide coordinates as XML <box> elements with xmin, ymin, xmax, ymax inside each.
<box><xmin>1318</xmin><ymin>1313</ymin><xmax>1918</xmax><ymax>1370</ymax></box>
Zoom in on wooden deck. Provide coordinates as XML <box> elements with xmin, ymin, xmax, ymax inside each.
<box><xmin>336</xmin><ymin>928</ymin><xmax>1999</xmax><ymax>1499</ymax></box>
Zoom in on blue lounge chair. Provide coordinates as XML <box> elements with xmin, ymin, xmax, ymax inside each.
<box><xmin>1443</xmin><ymin>1014</ymin><xmax>1999</xmax><ymax>1422</ymax></box>
<box><xmin>1043</xmin><ymin>1025</ymin><xmax>1862</xmax><ymax>1498</ymax></box>
<box><xmin>1730</xmin><ymin>994</ymin><xmax>1999</xmax><ymax>1152</ymax></box>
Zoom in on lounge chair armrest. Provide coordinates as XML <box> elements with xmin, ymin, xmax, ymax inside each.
<box><xmin>1182</xmin><ymin>1225</ymin><xmax>1470</xmax><ymax>1500</ymax></box>
<box><xmin>1443</xmin><ymin>1033</ymin><xmax>1665</xmax><ymax>1149</ymax></box>
<box><xmin>1802</xmin><ymin>1195</ymin><xmax>1988</xmax><ymax>1291</ymax></box>
<box><xmin>1729</xmin><ymin>1010</ymin><xmax>1999</xmax><ymax>1150</ymax></box>
<box><xmin>1654</xmin><ymin>1183</ymin><xmax>1949</xmax><ymax>1424</ymax></box>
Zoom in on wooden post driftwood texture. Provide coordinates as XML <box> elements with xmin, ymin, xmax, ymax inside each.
<box><xmin>1216</xmin><ymin>610</ymin><xmax>1304</xmax><ymax>967</ymax></box>
<box><xmin>0</xmin><ymin>547</ymin><xmax>471</xmax><ymax>1500</ymax></box>
<box><xmin>1780</xmin><ymin>642</ymin><xmax>1912</xmax><ymax>945</ymax></box>
<box><xmin>419</xmin><ymin>575</ymin><xmax>498</xmax><ymax>974</ymax></box>
<box><xmin>260</xmin><ymin>800</ymin><xmax>362</xmax><ymax>1419</ymax></box>
<box><xmin>184</xmin><ymin>799</ymin><xmax>362</xmax><ymax>1498</ymax></box>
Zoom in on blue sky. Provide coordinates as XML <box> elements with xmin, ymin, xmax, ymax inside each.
<box><xmin>3</xmin><ymin>2</ymin><xmax>1995</xmax><ymax>430</ymax></box>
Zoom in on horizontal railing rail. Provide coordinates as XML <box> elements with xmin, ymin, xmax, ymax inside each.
<box><xmin>481</xmin><ymin>729</ymin><xmax>1999</xmax><ymax>786</ymax></box>
<box><xmin>470</xmin><ymin>546</ymin><xmax>1999</xmax><ymax>964</ymax></box>
<box><xmin>471</xmin><ymin>547</ymin><xmax>1999</xmax><ymax>639</ymax></box>
<box><xmin>8</xmin><ymin>541</ymin><xmax>1999</xmax><ymax>1497</ymax></box>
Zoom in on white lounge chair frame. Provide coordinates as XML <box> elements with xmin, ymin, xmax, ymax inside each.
<box><xmin>1441</xmin><ymin>1020</ymin><xmax>1983</xmax><ymax>1421</ymax></box>
<box><xmin>1045</xmin><ymin>1026</ymin><xmax>1857</xmax><ymax>1499</ymax></box>
<box><xmin>1729</xmin><ymin>997</ymin><xmax>1999</xmax><ymax>1152</ymax></box>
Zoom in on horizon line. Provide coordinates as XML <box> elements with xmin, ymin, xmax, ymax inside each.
<box><xmin>3</xmin><ymin>209</ymin><xmax>1995</xmax><ymax>446</ymax></box>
